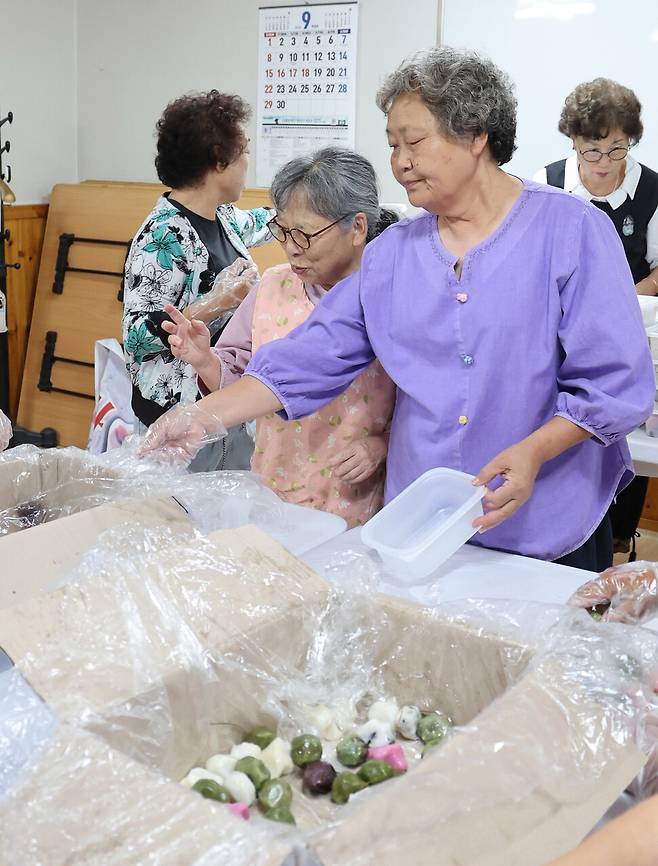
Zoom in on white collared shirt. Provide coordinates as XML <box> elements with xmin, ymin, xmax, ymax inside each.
<box><xmin>534</xmin><ymin>154</ymin><xmax>658</xmax><ymax>270</ymax></box>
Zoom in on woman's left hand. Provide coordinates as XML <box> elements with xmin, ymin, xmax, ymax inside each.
<box><xmin>205</xmin><ymin>258</ymin><xmax>259</xmax><ymax>311</ymax></box>
<box><xmin>327</xmin><ymin>435</ymin><xmax>387</xmax><ymax>485</ymax></box>
<box><xmin>138</xmin><ymin>402</ymin><xmax>227</xmax><ymax>465</ymax></box>
<box><xmin>472</xmin><ymin>440</ymin><xmax>543</xmax><ymax>532</ymax></box>
<box><xmin>568</xmin><ymin>562</ymin><xmax>658</xmax><ymax>624</ymax></box>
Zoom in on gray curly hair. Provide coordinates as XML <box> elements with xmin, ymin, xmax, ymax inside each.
<box><xmin>376</xmin><ymin>46</ymin><xmax>517</xmax><ymax>166</ymax></box>
<box><xmin>270</xmin><ymin>147</ymin><xmax>398</xmax><ymax>242</ymax></box>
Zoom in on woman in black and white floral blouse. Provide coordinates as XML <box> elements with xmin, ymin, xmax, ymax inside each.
<box><xmin>122</xmin><ymin>90</ymin><xmax>272</xmax><ymax>468</ymax></box>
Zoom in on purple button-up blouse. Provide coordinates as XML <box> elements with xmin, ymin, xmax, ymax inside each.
<box><xmin>246</xmin><ymin>181</ymin><xmax>655</xmax><ymax>560</ymax></box>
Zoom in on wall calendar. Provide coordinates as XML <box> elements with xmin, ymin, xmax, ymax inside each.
<box><xmin>256</xmin><ymin>3</ymin><xmax>359</xmax><ymax>187</ymax></box>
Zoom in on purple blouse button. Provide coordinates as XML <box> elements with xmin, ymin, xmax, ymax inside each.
<box><xmin>456</xmin><ymin>292</ymin><xmax>468</xmax><ymax>303</ymax></box>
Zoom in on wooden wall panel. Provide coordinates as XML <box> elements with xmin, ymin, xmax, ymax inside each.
<box><xmin>16</xmin><ymin>184</ymin><xmax>137</xmax><ymax>447</ymax></box>
<box><xmin>81</xmin><ymin>181</ymin><xmax>287</xmax><ymax>276</ymax></box>
<box><xmin>4</xmin><ymin>204</ymin><xmax>48</xmax><ymax>417</ymax></box>
<box><xmin>234</xmin><ymin>187</ymin><xmax>287</xmax><ymax>274</ymax></box>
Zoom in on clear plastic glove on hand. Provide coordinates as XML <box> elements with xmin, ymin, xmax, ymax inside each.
<box><xmin>189</xmin><ymin>258</ymin><xmax>259</xmax><ymax>319</ymax></box>
<box><xmin>568</xmin><ymin>561</ymin><xmax>658</xmax><ymax>624</ymax></box>
<box><xmin>0</xmin><ymin>409</ymin><xmax>12</xmax><ymax>451</ymax></box>
<box><xmin>137</xmin><ymin>403</ymin><xmax>227</xmax><ymax>467</ymax></box>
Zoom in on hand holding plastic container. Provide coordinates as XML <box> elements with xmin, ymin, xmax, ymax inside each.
<box><xmin>360</xmin><ymin>468</ymin><xmax>485</xmax><ymax>581</ymax></box>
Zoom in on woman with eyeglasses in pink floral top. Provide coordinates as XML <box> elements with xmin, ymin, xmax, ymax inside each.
<box><xmin>162</xmin><ymin>147</ymin><xmax>398</xmax><ymax>526</ymax></box>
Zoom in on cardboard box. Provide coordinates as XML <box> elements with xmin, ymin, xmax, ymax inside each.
<box><xmin>0</xmin><ymin>526</ymin><xmax>647</xmax><ymax>866</ymax></box>
<box><xmin>0</xmin><ymin>445</ymin><xmax>124</xmax><ymax>517</ymax></box>
<box><xmin>0</xmin><ymin>446</ymin><xmax>193</xmax><ymax>608</ymax></box>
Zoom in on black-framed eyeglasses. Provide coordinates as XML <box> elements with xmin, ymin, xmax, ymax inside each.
<box><xmin>267</xmin><ymin>213</ymin><xmax>352</xmax><ymax>250</ymax></box>
<box><xmin>578</xmin><ymin>145</ymin><xmax>629</xmax><ymax>163</ymax></box>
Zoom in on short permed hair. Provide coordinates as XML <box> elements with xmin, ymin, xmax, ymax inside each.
<box><xmin>558</xmin><ymin>78</ymin><xmax>643</xmax><ymax>144</ymax></box>
<box><xmin>271</xmin><ymin>147</ymin><xmax>390</xmax><ymax>242</ymax></box>
<box><xmin>155</xmin><ymin>90</ymin><xmax>250</xmax><ymax>188</ymax></box>
<box><xmin>376</xmin><ymin>47</ymin><xmax>517</xmax><ymax>166</ymax></box>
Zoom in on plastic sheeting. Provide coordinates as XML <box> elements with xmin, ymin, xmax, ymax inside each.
<box><xmin>0</xmin><ymin>525</ymin><xmax>657</xmax><ymax>866</ymax></box>
<box><xmin>568</xmin><ymin>561</ymin><xmax>658</xmax><ymax>800</ymax></box>
<box><xmin>0</xmin><ymin>443</ymin><xmax>345</xmax><ymax>554</ymax></box>
<box><xmin>0</xmin><ymin>409</ymin><xmax>11</xmax><ymax>451</ymax></box>
<box><xmin>569</xmin><ymin>560</ymin><xmax>658</xmax><ymax>625</ymax></box>
<box><xmin>0</xmin><ymin>667</ymin><xmax>58</xmax><ymax>795</ymax></box>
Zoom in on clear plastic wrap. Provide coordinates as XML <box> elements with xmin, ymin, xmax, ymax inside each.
<box><xmin>0</xmin><ymin>428</ymin><xmax>226</xmax><ymax>515</ymax></box>
<box><xmin>182</xmin><ymin>258</ymin><xmax>259</xmax><ymax>322</ymax></box>
<box><xmin>568</xmin><ymin>561</ymin><xmax>658</xmax><ymax>625</ymax></box>
<box><xmin>0</xmin><ymin>409</ymin><xmax>11</xmax><ymax>451</ymax></box>
<box><xmin>1</xmin><ymin>525</ymin><xmax>657</xmax><ymax>866</ymax></box>
<box><xmin>0</xmin><ymin>667</ymin><xmax>58</xmax><ymax>796</ymax></box>
<box><xmin>136</xmin><ymin>403</ymin><xmax>229</xmax><ymax>466</ymax></box>
<box><xmin>567</xmin><ymin>563</ymin><xmax>658</xmax><ymax>801</ymax></box>
<box><xmin>0</xmin><ymin>442</ymin><xmax>180</xmax><ymax>535</ymax></box>
<box><xmin>0</xmin><ymin>444</ymin><xmax>127</xmax><ymax>534</ymax></box>
<box><xmin>0</xmin><ymin>443</ymin><xmax>345</xmax><ymax>556</ymax></box>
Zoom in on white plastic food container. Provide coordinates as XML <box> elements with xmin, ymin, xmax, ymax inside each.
<box><xmin>639</xmin><ymin>296</ymin><xmax>658</xmax><ymax>328</ymax></box>
<box><xmin>646</xmin><ymin>323</ymin><xmax>658</xmax><ymax>363</ymax></box>
<box><xmin>361</xmin><ymin>468</ymin><xmax>485</xmax><ymax>581</ymax></box>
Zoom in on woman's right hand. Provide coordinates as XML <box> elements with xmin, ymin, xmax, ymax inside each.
<box><xmin>162</xmin><ymin>304</ymin><xmax>212</xmax><ymax>370</ymax></box>
<box><xmin>138</xmin><ymin>402</ymin><xmax>227</xmax><ymax>465</ymax></box>
<box><xmin>568</xmin><ymin>561</ymin><xmax>658</xmax><ymax>624</ymax></box>
<box><xmin>209</xmin><ymin>258</ymin><xmax>259</xmax><ymax>309</ymax></box>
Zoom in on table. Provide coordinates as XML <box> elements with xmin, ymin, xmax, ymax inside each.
<box><xmin>303</xmin><ymin>527</ymin><xmax>658</xmax><ymax>639</ymax></box>
<box><xmin>302</xmin><ymin>527</ymin><xmax>595</xmax><ymax>610</ymax></box>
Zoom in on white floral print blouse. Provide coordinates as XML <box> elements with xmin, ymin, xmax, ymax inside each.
<box><xmin>122</xmin><ymin>195</ymin><xmax>272</xmax><ymax>416</ymax></box>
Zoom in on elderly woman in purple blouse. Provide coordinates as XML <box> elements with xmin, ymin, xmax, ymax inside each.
<box><xmin>142</xmin><ymin>47</ymin><xmax>655</xmax><ymax>572</ymax></box>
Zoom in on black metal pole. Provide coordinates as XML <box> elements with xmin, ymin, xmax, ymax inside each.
<box><xmin>0</xmin><ymin>109</ymin><xmax>56</xmax><ymax>449</ymax></box>
<box><xmin>0</xmin><ymin>121</ymin><xmax>10</xmax><ymax>417</ymax></box>
<box><xmin>0</xmin><ymin>108</ymin><xmax>19</xmax><ymax>419</ymax></box>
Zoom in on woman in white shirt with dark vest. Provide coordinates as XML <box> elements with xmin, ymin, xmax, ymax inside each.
<box><xmin>536</xmin><ymin>78</ymin><xmax>658</xmax><ymax>561</ymax></box>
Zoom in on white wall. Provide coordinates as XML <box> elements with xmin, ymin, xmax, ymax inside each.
<box><xmin>442</xmin><ymin>0</ymin><xmax>658</xmax><ymax>181</ymax></box>
<box><xmin>6</xmin><ymin>2</ymin><xmax>658</xmax><ymax>205</ymax></box>
<box><xmin>0</xmin><ymin>0</ymin><xmax>78</xmax><ymax>204</ymax></box>
<box><xmin>76</xmin><ymin>0</ymin><xmax>439</xmax><ymax>203</ymax></box>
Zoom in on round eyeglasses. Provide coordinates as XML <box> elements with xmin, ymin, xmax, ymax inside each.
<box><xmin>579</xmin><ymin>145</ymin><xmax>629</xmax><ymax>163</ymax></box>
<box><xmin>267</xmin><ymin>214</ymin><xmax>352</xmax><ymax>250</ymax></box>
